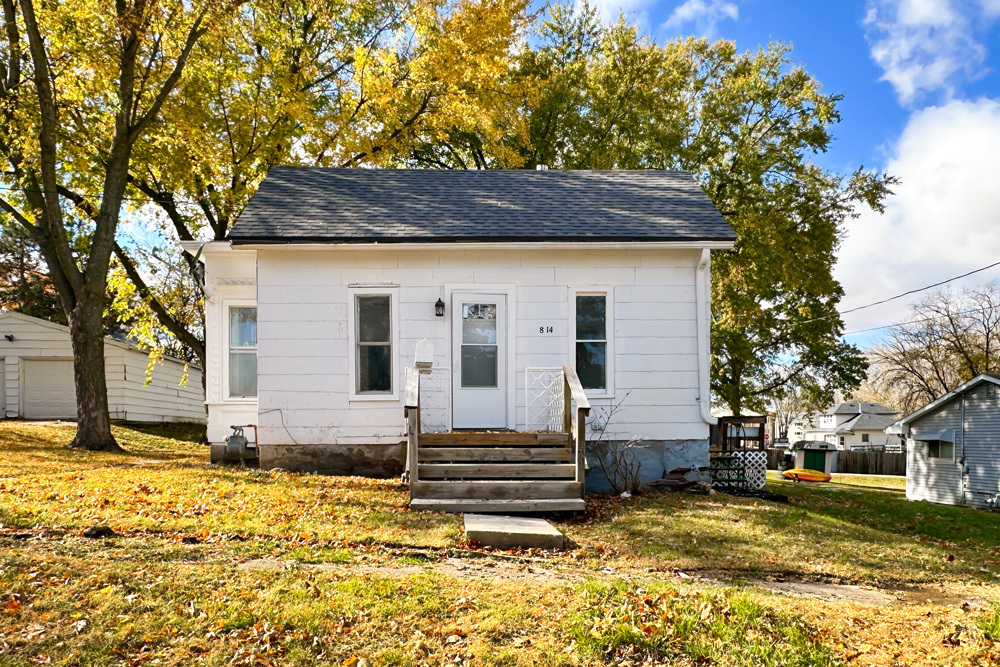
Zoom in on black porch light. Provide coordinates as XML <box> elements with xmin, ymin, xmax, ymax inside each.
<box><xmin>434</xmin><ymin>298</ymin><xmax>445</xmax><ymax>317</ymax></box>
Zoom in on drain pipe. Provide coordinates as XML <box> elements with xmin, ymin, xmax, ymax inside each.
<box><xmin>695</xmin><ymin>249</ymin><xmax>716</xmax><ymax>426</ymax></box>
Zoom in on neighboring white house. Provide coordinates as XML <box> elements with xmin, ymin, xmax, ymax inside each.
<box><xmin>889</xmin><ymin>374</ymin><xmax>1000</xmax><ymax>509</ymax></box>
<box><xmin>0</xmin><ymin>311</ymin><xmax>204</xmax><ymax>423</ymax></box>
<box><xmin>803</xmin><ymin>402</ymin><xmax>900</xmax><ymax>451</ymax></box>
<box><xmin>182</xmin><ymin>168</ymin><xmax>736</xmax><ymax>499</ymax></box>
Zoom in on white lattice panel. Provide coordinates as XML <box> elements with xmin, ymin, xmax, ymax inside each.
<box><xmin>419</xmin><ymin>368</ymin><xmax>451</xmax><ymax>434</ymax></box>
<box><xmin>738</xmin><ymin>450</ymin><xmax>767</xmax><ymax>490</ymax></box>
<box><xmin>711</xmin><ymin>450</ymin><xmax>767</xmax><ymax>491</ymax></box>
<box><xmin>526</xmin><ymin>367</ymin><xmax>564</xmax><ymax>432</ymax></box>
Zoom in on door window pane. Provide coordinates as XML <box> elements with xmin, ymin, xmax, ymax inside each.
<box><xmin>357</xmin><ymin>296</ymin><xmax>390</xmax><ymax>343</ymax></box>
<box><xmin>229</xmin><ymin>306</ymin><xmax>257</xmax><ymax>398</ymax></box>
<box><xmin>462</xmin><ymin>303</ymin><xmax>497</xmax><ymax>344</ymax></box>
<box><xmin>575</xmin><ymin>296</ymin><xmax>606</xmax><ymax>340</ymax></box>
<box><xmin>461</xmin><ymin>345</ymin><xmax>498</xmax><ymax>387</ymax></box>
<box><xmin>358</xmin><ymin>344</ymin><xmax>392</xmax><ymax>393</ymax></box>
<box><xmin>356</xmin><ymin>295</ymin><xmax>393</xmax><ymax>394</ymax></box>
<box><xmin>575</xmin><ymin>341</ymin><xmax>606</xmax><ymax>390</ymax></box>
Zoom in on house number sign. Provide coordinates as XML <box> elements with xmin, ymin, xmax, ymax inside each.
<box><xmin>539</xmin><ymin>326</ymin><xmax>554</xmax><ymax>334</ymax></box>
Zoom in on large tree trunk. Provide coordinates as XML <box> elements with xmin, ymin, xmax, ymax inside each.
<box><xmin>68</xmin><ymin>299</ymin><xmax>120</xmax><ymax>451</ymax></box>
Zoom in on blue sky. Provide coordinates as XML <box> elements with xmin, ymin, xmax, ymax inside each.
<box><xmin>591</xmin><ymin>0</ymin><xmax>1000</xmax><ymax>346</ymax></box>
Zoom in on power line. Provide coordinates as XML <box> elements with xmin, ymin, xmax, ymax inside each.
<box><xmin>842</xmin><ymin>306</ymin><xmax>988</xmax><ymax>337</ymax></box>
<box><xmin>802</xmin><ymin>258</ymin><xmax>1000</xmax><ymax>329</ymax></box>
<box><xmin>838</xmin><ymin>259</ymin><xmax>1000</xmax><ymax>316</ymax></box>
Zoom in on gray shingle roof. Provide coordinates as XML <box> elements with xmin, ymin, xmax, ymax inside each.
<box><xmin>227</xmin><ymin>168</ymin><xmax>736</xmax><ymax>244</ymax></box>
<box><xmin>831</xmin><ymin>402</ymin><xmax>898</xmax><ymax>416</ymax></box>
<box><xmin>835</xmin><ymin>413</ymin><xmax>900</xmax><ymax>434</ymax></box>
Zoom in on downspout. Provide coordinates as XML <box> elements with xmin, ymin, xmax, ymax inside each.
<box><xmin>695</xmin><ymin>249</ymin><xmax>716</xmax><ymax>426</ymax></box>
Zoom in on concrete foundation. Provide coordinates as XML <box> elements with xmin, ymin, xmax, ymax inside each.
<box><xmin>256</xmin><ymin>442</ymin><xmax>405</xmax><ymax>477</ymax></box>
<box><xmin>464</xmin><ymin>513</ymin><xmax>565</xmax><ymax>549</ymax></box>
<box><xmin>585</xmin><ymin>438</ymin><xmax>710</xmax><ymax>494</ymax></box>
<box><xmin>244</xmin><ymin>438</ymin><xmax>707</xmax><ymax>493</ymax></box>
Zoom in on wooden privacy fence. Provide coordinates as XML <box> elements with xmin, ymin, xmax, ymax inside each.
<box><xmin>837</xmin><ymin>450</ymin><xmax>906</xmax><ymax>476</ymax></box>
<box><xmin>765</xmin><ymin>448</ymin><xmax>786</xmax><ymax>470</ymax></box>
<box><xmin>764</xmin><ymin>448</ymin><xmax>906</xmax><ymax>476</ymax></box>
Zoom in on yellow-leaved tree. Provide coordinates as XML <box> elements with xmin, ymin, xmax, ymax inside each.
<box><xmin>111</xmin><ymin>0</ymin><xmax>533</xmax><ymax>368</ymax></box>
<box><xmin>0</xmin><ymin>0</ymin><xmax>244</xmax><ymax>450</ymax></box>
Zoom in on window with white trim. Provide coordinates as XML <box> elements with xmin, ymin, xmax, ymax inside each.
<box><xmin>575</xmin><ymin>293</ymin><xmax>607</xmax><ymax>391</ymax></box>
<box><xmin>228</xmin><ymin>306</ymin><xmax>257</xmax><ymax>398</ymax></box>
<box><xmin>354</xmin><ymin>294</ymin><xmax>393</xmax><ymax>395</ymax></box>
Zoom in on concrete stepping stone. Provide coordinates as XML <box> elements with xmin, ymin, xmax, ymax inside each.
<box><xmin>463</xmin><ymin>513</ymin><xmax>564</xmax><ymax>550</ymax></box>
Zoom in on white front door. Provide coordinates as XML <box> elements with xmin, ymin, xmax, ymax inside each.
<box><xmin>452</xmin><ymin>293</ymin><xmax>507</xmax><ymax>429</ymax></box>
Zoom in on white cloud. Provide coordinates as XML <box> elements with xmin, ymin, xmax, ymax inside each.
<box><xmin>662</xmin><ymin>0</ymin><xmax>739</xmax><ymax>38</ymax></box>
<box><xmin>835</xmin><ymin>98</ymin><xmax>1000</xmax><ymax>339</ymax></box>
<box><xmin>864</xmin><ymin>0</ymin><xmax>1000</xmax><ymax>104</ymax></box>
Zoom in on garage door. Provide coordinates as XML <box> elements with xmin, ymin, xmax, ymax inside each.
<box><xmin>23</xmin><ymin>359</ymin><xmax>77</xmax><ymax>419</ymax></box>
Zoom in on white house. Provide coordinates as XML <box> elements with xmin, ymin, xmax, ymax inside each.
<box><xmin>889</xmin><ymin>374</ymin><xmax>1000</xmax><ymax>509</ymax></box>
<box><xmin>0</xmin><ymin>311</ymin><xmax>204</xmax><ymax>423</ymax></box>
<box><xmin>803</xmin><ymin>402</ymin><xmax>900</xmax><ymax>451</ymax></box>
<box><xmin>183</xmin><ymin>168</ymin><xmax>735</xmax><ymax>510</ymax></box>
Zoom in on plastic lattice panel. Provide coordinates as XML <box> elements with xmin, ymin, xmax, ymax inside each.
<box><xmin>418</xmin><ymin>368</ymin><xmax>451</xmax><ymax>434</ymax></box>
<box><xmin>525</xmin><ymin>367</ymin><xmax>564</xmax><ymax>433</ymax></box>
<box><xmin>737</xmin><ymin>450</ymin><xmax>768</xmax><ymax>491</ymax></box>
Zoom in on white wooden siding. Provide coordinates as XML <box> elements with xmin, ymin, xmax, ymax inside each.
<box><xmin>0</xmin><ymin>312</ymin><xmax>203</xmax><ymax>423</ymax></box>
<box><xmin>252</xmin><ymin>247</ymin><xmax>707</xmax><ymax>447</ymax></box>
<box><xmin>199</xmin><ymin>244</ymin><xmax>258</xmax><ymax>443</ymax></box>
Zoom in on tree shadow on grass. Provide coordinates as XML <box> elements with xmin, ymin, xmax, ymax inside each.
<box><xmin>581</xmin><ymin>483</ymin><xmax>1000</xmax><ymax>586</ymax></box>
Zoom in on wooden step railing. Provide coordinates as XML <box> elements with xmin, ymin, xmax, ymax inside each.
<box><xmin>402</xmin><ymin>365</ymin><xmax>591</xmax><ymax>502</ymax></box>
<box><xmin>562</xmin><ymin>365</ymin><xmax>590</xmax><ymax>491</ymax></box>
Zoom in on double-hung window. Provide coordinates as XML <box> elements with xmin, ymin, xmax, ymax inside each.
<box><xmin>229</xmin><ymin>306</ymin><xmax>257</xmax><ymax>398</ymax></box>
<box><xmin>353</xmin><ymin>292</ymin><xmax>396</xmax><ymax>397</ymax></box>
<box><xmin>574</xmin><ymin>293</ymin><xmax>609</xmax><ymax>391</ymax></box>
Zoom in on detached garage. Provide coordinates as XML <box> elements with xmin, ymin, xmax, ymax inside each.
<box><xmin>0</xmin><ymin>312</ymin><xmax>204</xmax><ymax>423</ymax></box>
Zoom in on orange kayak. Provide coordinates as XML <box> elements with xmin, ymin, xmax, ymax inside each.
<box><xmin>782</xmin><ymin>468</ymin><xmax>831</xmax><ymax>483</ymax></box>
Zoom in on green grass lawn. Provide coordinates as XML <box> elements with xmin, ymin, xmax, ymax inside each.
<box><xmin>3</xmin><ymin>421</ymin><xmax>999</xmax><ymax>666</ymax></box>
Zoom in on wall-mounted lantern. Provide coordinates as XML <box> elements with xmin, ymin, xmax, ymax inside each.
<box><xmin>3</xmin><ymin>334</ymin><xmax>13</xmax><ymax>341</ymax></box>
<box><xmin>434</xmin><ymin>298</ymin><xmax>445</xmax><ymax>317</ymax></box>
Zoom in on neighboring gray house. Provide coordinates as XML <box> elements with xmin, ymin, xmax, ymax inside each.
<box><xmin>804</xmin><ymin>402</ymin><xmax>900</xmax><ymax>451</ymax></box>
<box><xmin>888</xmin><ymin>374</ymin><xmax>1000</xmax><ymax>509</ymax></box>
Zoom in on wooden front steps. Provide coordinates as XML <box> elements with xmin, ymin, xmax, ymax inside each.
<box><xmin>410</xmin><ymin>498</ymin><xmax>586</xmax><ymax>513</ymax></box>
<box><xmin>418</xmin><ymin>463</ymin><xmax>576</xmax><ymax>479</ymax></box>
<box><xmin>404</xmin><ymin>365</ymin><xmax>591</xmax><ymax>514</ymax></box>
<box><xmin>412</xmin><ymin>480</ymin><xmax>582</xmax><ymax>499</ymax></box>
<box><xmin>410</xmin><ymin>434</ymin><xmax>583</xmax><ymax>511</ymax></box>
<box><xmin>419</xmin><ymin>432</ymin><xmax>571</xmax><ymax>446</ymax></box>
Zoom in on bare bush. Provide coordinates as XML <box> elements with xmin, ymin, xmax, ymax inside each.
<box><xmin>589</xmin><ymin>393</ymin><xmax>644</xmax><ymax>495</ymax></box>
